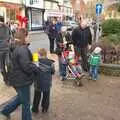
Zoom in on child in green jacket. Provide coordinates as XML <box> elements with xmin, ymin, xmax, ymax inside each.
<box><xmin>88</xmin><ymin>47</ymin><xmax>102</xmax><ymax>80</ymax></box>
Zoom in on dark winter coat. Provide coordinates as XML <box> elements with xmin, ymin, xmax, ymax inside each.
<box><xmin>55</xmin><ymin>32</ymin><xmax>72</xmax><ymax>56</ymax></box>
<box><xmin>56</xmin><ymin>32</ymin><xmax>72</xmax><ymax>45</ymax></box>
<box><xmin>0</xmin><ymin>23</ymin><xmax>13</xmax><ymax>51</ymax></box>
<box><xmin>72</xmin><ymin>26</ymin><xmax>92</xmax><ymax>48</ymax></box>
<box><xmin>34</xmin><ymin>58</ymin><xmax>55</xmax><ymax>92</ymax></box>
<box><xmin>8</xmin><ymin>45</ymin><xmax>39</xmax><ymax>88</ymax></box>
<box><xmin>47</xmin><ymin>23</ymin><xmax>57</xmax><ymax>39</ymax></box>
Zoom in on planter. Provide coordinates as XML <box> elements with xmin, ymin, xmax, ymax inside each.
<box><xmin>100</xmin><ymin>63</ymin><xmax>120</xmax><ymax>77</ymax></box>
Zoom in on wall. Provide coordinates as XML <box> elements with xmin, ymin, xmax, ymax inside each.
<box><xmin>25</xmin><ymin>0</ymin><xmax>44</xmax><ymax>9</ymax></box>
<box><xmin>0</xmin><ymin>0</ymin><xmax>22</xmax><ymax>4</ymax></box>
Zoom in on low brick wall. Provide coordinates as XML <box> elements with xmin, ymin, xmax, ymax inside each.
<box><xmin>100</xmin><ymin>64</ymin><xmax>120</xmax><ymax>77</ymax></box>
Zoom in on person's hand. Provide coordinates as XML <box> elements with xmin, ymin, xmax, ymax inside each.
<box><xmin>88</xmin><ymin>45</ymin><xmax>92</xmax><ymax>50</ymax></box>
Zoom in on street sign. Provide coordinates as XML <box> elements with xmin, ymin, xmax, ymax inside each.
<box><xmin>96</xmin><ymin>4</ymin><xmax>102</xmax><ymax>16</ymax></box>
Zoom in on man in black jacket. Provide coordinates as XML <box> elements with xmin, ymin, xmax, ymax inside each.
<box><xmin>72</xmin><ymin>19</ymin><xmax>92</xmax><ymax>72</ymax></box>
<box><xmin>47</xmin><ymin>20</ymin><xmax>57</xmax><ymax>53</ymax></box>
<box><xmin>0</xmin><ymin>16</ymin><xmax>13</xmax><ymax>82</ymax></box>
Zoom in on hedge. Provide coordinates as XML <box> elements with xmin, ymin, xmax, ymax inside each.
<box><xmin>102</xmin><ymin>19</ymin><xmax>120</xmax><ymax>35</ymax></box>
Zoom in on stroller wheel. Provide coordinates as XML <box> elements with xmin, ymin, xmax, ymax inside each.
<box><xmin>76</xmin><ymin>80</ymin><xmax>83</xmax><ymax>87</ymax></box>
<box><xmin>75</xmin><ymin>79</ymin><xmax>83</xmax><ymax>87</ymax></box>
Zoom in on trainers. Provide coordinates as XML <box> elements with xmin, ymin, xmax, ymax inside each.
<box><xmin>42</xmin><ymin>108</ymin><xmax>48</xmax><ymax>113</ymax></box>
<box><xmin>31</xmin><ymin>108</ymin><xmax>39</xmax><ymax>114</ymax></box>
<box><xmin>0</xmin><ymin>113</ymin><xmax>10</xmax><ymax>120</ymax></box>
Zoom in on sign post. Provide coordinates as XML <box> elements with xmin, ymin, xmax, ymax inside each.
<box><xmin>96</xmin><ymin>3</ymin><xmax>102</xmax><ymax>42</ymax></box>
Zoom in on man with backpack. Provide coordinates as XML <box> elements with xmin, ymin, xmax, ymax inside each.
<box><xmin>0</xmin><ymin>16</ymin><xmax>13</xmax><ymax>83</ymax></box>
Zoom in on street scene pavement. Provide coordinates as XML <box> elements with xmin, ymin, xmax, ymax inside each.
<box><xmin>0</xmin><ymin>33</ymin><xmax>120</xmax><ymax>120</ymax></box>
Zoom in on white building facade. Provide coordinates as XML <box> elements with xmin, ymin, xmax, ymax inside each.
<box><xmin>44</xmin><ymin>0</ymin><xmax>73</xmax><ymax>21</ymax></box>
<box><xmin>24</xmin><ymin>0</ymin><xmax>45</xmax><ymax>30</ymax></box>
<box><xmin>44</xmin><ymin>0</ymin><xmax>63</xmax><ymax>21</ymax></box>
<box><xmin>58</xmin><ymin>0</ymin><xmax>74</xmax><ymax>20</ymax></box>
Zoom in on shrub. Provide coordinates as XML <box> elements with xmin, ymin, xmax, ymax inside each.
<box><xmin>107</xmin><ymin>33</ymin><xmax>120</xmax><ymax>45</ymax></box>
<box><xmin>102</xmin><ymin>19</ymin><xmax>120</xmax><ymax>35</ymax></box>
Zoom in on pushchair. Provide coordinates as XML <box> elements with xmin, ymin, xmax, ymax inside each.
<box><xmin>59</xmin><ymin>43</ymin><xmax>85</xmax><ymax>86</ymax></box>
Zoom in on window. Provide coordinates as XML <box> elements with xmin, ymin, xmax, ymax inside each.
<box><xmin>45</xmin><ymin>1</ymin><xmax>51</xmax><ymax>9</ymax></box>
<box><xmin>6</xmin><ymin>8</ymin><xmax>16</xmax><ymax>21</ymax></box>
<box><xmin>31</xmin><ymin>9</ymin><xmax>42</xmax><ymax>28</ymax></box>
<box><xmin>30</xmin><ymin>0</ymin><xmax>39</xmax><ymax>4</ymax></box>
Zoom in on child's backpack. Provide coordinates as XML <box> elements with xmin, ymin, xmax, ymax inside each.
<box><xmin>89</xmin><ymin>54</ymin><xmax>101</xmax><ymax>66</ymax></box>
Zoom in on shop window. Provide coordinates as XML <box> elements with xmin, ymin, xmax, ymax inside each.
<box><xmin>53</xmin><ymin>3</ymin><xmax>58</xmax><ymax>10</ymax></box>
<box><xmin>6</xmin><ymin>8</ymin><xmax>16</xmax><ymax>21</ymax></box>
<box><xmin>45</xmin><ymin>1</ymin><xmax>51</xmax><ymax>9</ymax></box>
<box><xmin>31</xmin><ymin>9</ymin><xmax>42</xmax><ymax>28</ymax></box>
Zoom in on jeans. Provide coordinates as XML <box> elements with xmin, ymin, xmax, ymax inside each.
<box><xmin>58</xmin><ymin>57</ymin><xmax>67</xmax><ymax>79</ymax></box>
<box><xmin>1</xmin><ymin>86</ymin><xmax>32</xmax><ymax>120</ymax></box>
<box><xmin>71</xmin><ymin>65</ymin><xmax>82</xmax><ymax>75</ymax></box>
<box><xmin>89</xmin><ymin>66</ymin><xmax>99</xmax><ymax>80</ymax></box>
<box><xmin>49</xmin><ymin>37</ymin><xmax>55</xmax><ymax>53</ymax></box>
<box><xmin>32</xmin><ymin>89</ymin><xmax>50</xmax><ymax>112</ymax></box>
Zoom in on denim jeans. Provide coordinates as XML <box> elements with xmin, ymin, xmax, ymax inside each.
<box><xmin>1</xmin><ymin>86</ymin><xmax>32</xmax><ymax>120</ymax></box>
<box><xmin>89</xmin><ymin>66</ymin><xmax>99</xmax><ymax>80</ymax></box>
<box><xmin>58</xmin><ymin>57</ymin><xmax>67</xmax><ymax>79</ymax></box>
<box><xmin>71</xmin><ymin>65</ymin><xmax>82</xmax><ymax>75</ymax></box>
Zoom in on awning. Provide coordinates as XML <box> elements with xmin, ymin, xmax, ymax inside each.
<box><xmin>0</xmin><ymin>2</ymin><xmax>22</xmax><ymax>9</ymax></box>
<box><xmin>46</xmin><ymin>11</ymin><xmax>64</xmax><ymax>17</ymax></box>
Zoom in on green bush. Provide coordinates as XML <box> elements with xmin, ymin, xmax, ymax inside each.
<box><xmin>102</xmin><ymin>19</ymin><xmax>120</xmax><ymax>35</ymax></box>
<box><xmin>107</xmin><ymin>33</ymin><xmax>120</xmax><ymax>45</ymax></box>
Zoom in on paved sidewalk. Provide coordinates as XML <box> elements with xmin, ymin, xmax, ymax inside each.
<box><xmin>0</xmin><ymin>54</ymin><xmax>120</xmax><ymax>120</ymax></box>
<box><xmin>29</xmin><ymin>30</ymin><xmax>44</xmax><ymax>35</ymax></box>
<box><xmin>0</xmin><ymin>75</ymin><xmax>16</xmax><ymax>106</ymax></box>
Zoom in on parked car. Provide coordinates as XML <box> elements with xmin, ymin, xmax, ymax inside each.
<box><xmin>62</xmin><ymin>21</ymin><xmax>79</xmax><ymax>31</ymax></box>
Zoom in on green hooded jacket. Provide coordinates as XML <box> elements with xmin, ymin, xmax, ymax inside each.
<box><xmin>88</xmin><ymin>53</ymin><xmax>101</xmax><ymax>66</ymax></box>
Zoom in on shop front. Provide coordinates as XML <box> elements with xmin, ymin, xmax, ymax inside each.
<box><xmin>26</xmin><ymin>7</ymin><xmax>45</xmax><ymax>31</ymax></box>
<box><xmin>44</xmin><ymin>10</ymin><xmax>64</xmax><ymax>21</ymax></box>
<box><xmin>0</xmin><ymin>1</ymin><xmax>23</xmax><ymax>23</ymax></box>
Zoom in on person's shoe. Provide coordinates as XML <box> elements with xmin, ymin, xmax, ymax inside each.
<box><xmin>92</xmin><ymin>79</ymin><xmax>97</xmax><ymax>81</ymax></box>
<box><xmin>31</xmin><ymin>108</ymin><xmax>39</xmax><ymax>114</ymax></box>
<box><xmin>61</xmin><ymin>78</ymin><xmax>66</xmax><ymax>81</ymax></box>
<box><xmin>50</xmin><ymin>51</ymin><xmax>54</xmax><ymax>54</ymax></box>
<box><xmin>42</xmin><ymin>108</ymin><xmax>48</xmax><ymax>113</ymax></box>
<box><xmin>0</xmin><ymin>113</ymin><xmax>10</xmax><ymax>120</ymax></box>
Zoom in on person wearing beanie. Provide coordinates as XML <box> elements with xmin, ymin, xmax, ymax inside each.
<box><xmin>88</xmin><ymin>47</ymin><xmax>102</xmax><ymax>80</ymax></box>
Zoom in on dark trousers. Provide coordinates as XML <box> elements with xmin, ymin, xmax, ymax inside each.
<box><xmin>0</xmin><ymin>51</ymin><xmax>9</xmax><ymax>82</ymax></box>
<box><xmin>49</xmin><ymin>37</ymin><xmax>55</xmax><ymax>53</ymax></box>
<box><xmin>74</xmin><ymin>46</ymin><xmax>88</xmax><ymax>72</ymax></box>
<box><xmin>32</xmin><ymin>89</ymin><xmax>50</xmax><ymax>112</ymax></box>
